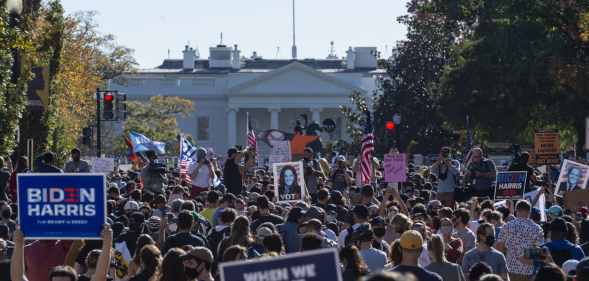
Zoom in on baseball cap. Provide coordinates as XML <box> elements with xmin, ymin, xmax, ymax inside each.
<box><xmin>256</xmin><ymin>226</ymin><xmax>274</xmax><ymax>240</ymax></box>
<box><xmin>352</xmin><ymin>205</ymin><xmax>369</xmax><ymax>219</ymax></box>
<box><xmin>181</xmin><ymin>247</ymin><xmax>214</xmax><ymax>264</ymax></box>
<box><xmin>370</xmin><ymin>216</ymin><xmax>386</xmax><ymax>227</ymax></box>
<box><xmin>547</xmin><ymin>205</ymin><xmax>563</xmax><ymax>217</ymax></box>
<box><xmin>124</xmin><ymin>200</ymin><xmax>140</xmax><ymax>212</ymax></box>
<box><xmin>427</xmin><ymin>200</ymin><xmax>442</xmax><ymax>210</ymax></box>
<box><xmin>303</xmin><ymin>206</ymin><xmax>326</xmax><ymax>222</ymax></box>
<box><xmin>563</xmin><ymin>259</ymin><xmax>579</xmax><ymax>277</ymax></box>
<box><xmin>148</xmin><ymin>216</ymin><xmax>161</xmax><ymax>232</ymax></box>
<box><xmin>400</xmin><ymin>230</ymin><xmax>423</xmax><ymax>250</ymax></box>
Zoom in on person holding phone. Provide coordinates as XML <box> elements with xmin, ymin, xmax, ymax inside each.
<box><xmin>431</xmin><ymin>147</ymin><xmax>460</xmax><ymax>207</ymax></box>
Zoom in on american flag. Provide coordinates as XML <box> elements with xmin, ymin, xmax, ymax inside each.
<box><xmin>360</xmin><ymin>111</ymin><xmax>374</xmax><ymax>185</ymax></box>
<box><xmin>179</xmin><ymin>136</ymin><xmax>198</xmax><ymax>184</ymax></box>
<box><xmin>247</xmin><ymin>112</ymin><xmax>256</xmax><ymax>149</ymax></box>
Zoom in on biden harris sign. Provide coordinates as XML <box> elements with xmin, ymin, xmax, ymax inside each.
<box><xmin>17</xmin><ymin>174</ymin><xmax>106</xmax><ymax>239</ymax></box>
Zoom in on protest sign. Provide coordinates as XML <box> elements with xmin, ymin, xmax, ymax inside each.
<box><xmin>219</xmin><ymin>248</ymin><xmax>342</xmax><ymax>281</ymax></box>
<box><xmin>384</xmin><ymin>153</ymin><xmax>407</xmax><ymax>183</ymax></box>
<box><xmin>268</xmin><ymin>141</ymin><xmax>291</xmax><ymax>167</ymax></box>
<box><xmin>273</xmin><ymin>161</ymin><xmax>305</xmax><ymax>202</ymax></box>
<box><xmin>534</xmin><ymin>130</ymin><xmax>560</xmax><ymax>165</ymax></box>
<box><xmin>494</xmin><ymin>171</ymin><xmax>527</xmax><ymax>200</ymax></box>
<box><xmin>564</xmin><ymin>189</ymin><xmax>589</xmax><ymax>211</ymax></box>
<box><xmin>555</xmin><ymin>159</ymin><xmax>589</xmax><ymax>195</ymax></box>
<box><xmin>17</xmin><ymin>174</ymin><xmax>106</xmax><ymax>239</ymax></box>
<box><xmin>524</xmin><ymin>188</ymin><xmax>547</xmax><ymax>222</ymax></box>
<box><xmin>91</xmin><ymin>157</ymin><xmax>115</xmax><ymax>174</ymax></box>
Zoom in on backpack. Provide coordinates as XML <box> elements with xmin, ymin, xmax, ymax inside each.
<box><xmin>207</xmin><ymin>226</ymin><xmax>230</xmax><ymax>258</ymax></box>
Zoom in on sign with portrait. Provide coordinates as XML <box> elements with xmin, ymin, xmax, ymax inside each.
<box><xmin>555</xmin><ymin>159</ymin><xmax>589</xmax><ymax>195</ymax></box>
<box><xmin>273</xmin><ymin>161</ymin><xmax>305</xmax><ymax>202</ymax></box>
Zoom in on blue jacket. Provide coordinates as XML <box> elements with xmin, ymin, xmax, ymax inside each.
<box><xmin>544</xmin><ymin>239</ymin><xmax>585</xmax><ymax>262</ymax></box>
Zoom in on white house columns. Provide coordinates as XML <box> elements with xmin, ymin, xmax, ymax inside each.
<box><xmin>269</xmin><ymin>107</ymin><xmax>281</xmax><ymax>129</ymax></box>
<box><xmin>227</xmin><ymin>107</ymin><xmax>237</xmax><ymax>146</ymax></box>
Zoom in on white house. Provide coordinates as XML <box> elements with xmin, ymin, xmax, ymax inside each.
<box><xmin>110</xmin><ymin>43</ymin><xmax>386</xmax><ymax>155</ymax></box>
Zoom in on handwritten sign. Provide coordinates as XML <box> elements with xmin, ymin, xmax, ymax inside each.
<box><xmin>268</xmin><ymin>141</ymin><xmax>291</xmax><ymax>168</ymax></box>
<box><xmin>534</xmin><ymin>130</ymin><xmax>560</xmax><ymax>165</ymax></box>
<box><xmin>384</xmin><ymin>153</ymin><xmax>407</xmax><ymax>183</ymax></box>
<box><xmin>91</xmin><ymin>158</ymin><xmax>115</xmax><ymax>174</ymax></box>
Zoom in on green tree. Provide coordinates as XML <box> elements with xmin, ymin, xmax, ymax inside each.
<box><xmin>340</xmin><ymin>91</ymin><xmax>372</xmax><ymax>155</ymax></box>
<box><xmin>119</xmin><ymin>96</ymin><xmax>194</xmax><ymax>155</ymax></box>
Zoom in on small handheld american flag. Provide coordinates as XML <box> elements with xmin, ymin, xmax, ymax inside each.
<box><xmin>247</xmin><ymin>112</ymin><xmax>256</xmax><ymax>150</ymax></box>
<box><xmin>360</xmin><ymin>111</ymin><xmax>374</xmax><ymax>185</ymax></box>
<box><xmin>179</xmin><ymin>135</ymin><xmax>197</xmax><ymax>184</ymax></box>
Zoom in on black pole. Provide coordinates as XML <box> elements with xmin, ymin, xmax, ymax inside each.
<box><xmin>96</xmin><ymin>88</ymin><xmax>101</xmax><ymax>157</ymax></box>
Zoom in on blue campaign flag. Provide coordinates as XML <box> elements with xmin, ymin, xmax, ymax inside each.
<box><xmin>129</xmin><ymin>131</ymin><xmax>166</xmax><ymax>155</ymax></box>
<box><xmin>17</xmin><ymin>174</ymin><xmax>106</xmax><ymax>239</ymax></box>
<box><xmin>219</xmin><ymin>248</ymin><xmax>342</xmax><ymax>281</ymax></box>
<box><xmin>494</xmin><ymin>171</ymin><xmax>528</xmax><ymax>200</ymax></box>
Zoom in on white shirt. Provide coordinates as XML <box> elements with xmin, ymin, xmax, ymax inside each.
<box><xmin>192</xmin><ymin>164</ymin><xmax>211</xmax><ymax>188</ymax></box>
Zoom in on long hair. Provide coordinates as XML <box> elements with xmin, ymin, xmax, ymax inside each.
<box><xmin>278</xmin><ymin>165</ymin><xmax>300</xmax><ymax>195</ymax></box>
<box><xmin>138</xmin><ymin>244</ymin><xmax>162</xmax><ymax>281</ymax></box>
<box><xmin>133</xmin><ymin>234</ymin><xmax>155</xmax><ymax>267</ymax></box>
<box><xmin>228</xmin><ymin>216</ymin><xmax>254</xmax><ymax>246</ymax></box>
<box><xmin>222</xmin><ymin>245</ymin><xmax>248</xmax><ymax>262</ymax></box>
<box><xmin>389</xmin><ymin>239</ymin><xmax>402</xmax><ymax>266</ymax></box>
<box><xmin>428</xmin><ymin>234</ymin><xmax>447</xmax><ymax>263</ymax></box>
<box><xmin>159</xmin><ymin>248</ymin><xmax>187</xmax><ymax>281</ymax></box>
<box><xmin>339</xmin><ymin>246</ymin><xmax>368</xmax><ymax>277</ymax></box>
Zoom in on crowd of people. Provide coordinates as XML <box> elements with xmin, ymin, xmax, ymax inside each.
<box><xmin>0</xmin><ymin>145</ymin><xmax>588</xmax><ymax>281</ymax></box>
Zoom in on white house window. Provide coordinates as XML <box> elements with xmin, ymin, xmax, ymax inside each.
<box><xmin>197</xmin><ymin>116</ymin><xmax>210</xmax><ymax>141</ymax></box>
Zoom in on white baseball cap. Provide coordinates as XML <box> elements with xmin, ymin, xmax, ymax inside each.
<box><xmin>124</xmin><ymin>200</ymin><xmax>140</xmax><ymax>212</ymax></box>
<box><xmin>563</xmin><ymin>259</ymin><xmax>579</xmax><ymax>277</ymax></box>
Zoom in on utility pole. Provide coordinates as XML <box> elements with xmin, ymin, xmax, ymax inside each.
<box><xmin>96</xmin><ymin>88</ymin><xmax>101</xmax><ymax>157</ymax></box>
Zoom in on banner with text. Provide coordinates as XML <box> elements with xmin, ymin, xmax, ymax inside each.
<box><xmin>219</xmin><ymin>248</ymin><xmax>342</xmax><ymax>281</ymax></box>
<box><xmin>384</xmin><ymin>153</ymin><xmax>407</xmax><ymax>183</ymax></box>
<box><xmin>534</xmin><ymin>130</ymin><xmax>560</xmax><ymax>165</ymax></box>
<box><xmin>17</xmin><ymin>174</ymin><xmax>106</xmax><ymax>239</ymax></box>
<box><xmin>494</xmin><ymin>171</ymin><xmax>527</xmax><ymax>200</ymax></box>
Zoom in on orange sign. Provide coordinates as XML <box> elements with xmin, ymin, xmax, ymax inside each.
<box><xmin>534</xmin><ymin>130</ymin><xmax>560</xmax><ymax>165</ymax></box>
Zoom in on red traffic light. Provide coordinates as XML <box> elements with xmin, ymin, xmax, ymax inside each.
<box><xmin>386</xmin><ymin>121</ymin><xmax>395</xmax><ymax>130</ymax></box>
<box><xmin>104</xmin><ymin>93</ymin><xmax>114</xmax><ymax>102</ymax></box>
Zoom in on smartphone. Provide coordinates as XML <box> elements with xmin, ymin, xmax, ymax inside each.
<box><xmin>524</xmin><ymin>247</ymin><xmax>543</xmax><ymax>260</ymax></box>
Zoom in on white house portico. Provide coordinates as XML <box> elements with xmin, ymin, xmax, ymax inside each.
<box><xmin>110</xmin><ymin>43</ymin><xmax>386</xmax><ymax>154</ymax></box>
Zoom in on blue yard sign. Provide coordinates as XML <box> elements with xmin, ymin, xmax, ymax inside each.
<box><xmin>494</xmin><ymin>171</ymin><xmax>528</xmax><ymax>200</ymax></box>
<box><xmin>219</xmin><ymin>248</ymin><xmax>342</xmax><ymax>281</ymax></box>
<box><xmin>17</xmin><ymin>173</ymin><xmax>106</xmax><ymax>239</ymax></box>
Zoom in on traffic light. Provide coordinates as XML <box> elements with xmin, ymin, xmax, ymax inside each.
<box><xmin>102</xmin><ymin>92</ymin><xmax>115</xmax><ymax>120</ymax></box>
<box><xmin>116</xmin><ymin>93</ymin><xmax>127</xmax><ymax>120</ymax></box>
<box><xmin>385</xmin><ymin>120</ymin><xmax>395</xmax><ymax>135</ymax></box>
<box><xmin>82</xmin><ymin>127</ymin><xmax>92</xmax><ymax>145</ymax></box>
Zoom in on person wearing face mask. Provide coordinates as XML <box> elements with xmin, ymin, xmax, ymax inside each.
<box><xmin>181</xmin><ymin>247</ymin><xmax>215</xmax><ymax>281</ymax></box>
<box><xmin>371</xmin><ymin>217</ymin><xmax>390</xmax><ymax>254</ymax></box>
<box><xmin>0</xmin><ymin>205</ymin><xmax>16</xmax><ymax>237</ymax></box>
<box><xmin>461</xmin><ymin>223</ymin><xmax>509</xmax><ymax>281</ymax></box>
<box><xmin>438</xmin><ymin>217</ymin><xmax>463</xmax><ymax>263</ymax></box>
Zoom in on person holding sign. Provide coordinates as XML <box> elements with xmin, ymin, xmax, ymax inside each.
<box><xmin>431</xmin><ymin>147</ymin><xmax>460</xmax><ymax>207</ymax></box>
<box><xmin>10</xmin><ymin>224</ymin><xmax>113</xmax><ymax>281</ymax></box>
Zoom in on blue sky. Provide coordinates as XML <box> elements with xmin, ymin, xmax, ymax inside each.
<box><xmin>61</xmin><ymin>0</ymin><xmax>408</xmax><ymax>68</ymax></box>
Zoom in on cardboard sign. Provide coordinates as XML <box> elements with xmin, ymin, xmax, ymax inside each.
<box><xmin>17</xmin><ymin>174</ymin><xmax>106</xmax><ymax>239</ymax></box>
<box><xmin>555</xmin><ymin>159</ymin><xmax>589</xmax><ymax>195</ymax></box>
<box><xmin>91</xmin><ymin>158</ymin><xmax>115</xmax><ymax>174</ymax></box>
<box><xmin>384</xmin><ymin>153</ymin><xmax>407</xmax><ymax>183</ymax></box>
<box><xmin>494</xmin><ymin>171</ymin><xmax>527</xmax><ymax>200</ymax></box>
<box><xmin>273</xmin><ymin>161</ymin><xmax>305</xmax><ymax>202</ymax></box>
<box><xmin>268</xmin><ymin>141</ymin><xmax>292</xmax><ymax>168</ymax></box>
<box><xmin>524</xmin><ymin>189</ymin><xmax>547</xmax><ymax>222</ymax></box>
<box><xmin>534</xmin><ymin>131</ymin><xmax>560</xmax><ymax>165</ymax></box>
<box><xmin>564</xmin><ymin>189</ymin><xmax>589</xmax><ymax>211</ymax></box>
<box><xmin>219</xmin><ymin>248</ymin><xmax>342</xmax><ymax>281</ymax></box>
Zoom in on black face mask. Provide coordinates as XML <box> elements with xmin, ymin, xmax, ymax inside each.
<box><xmin>185</xmin><ymin>267</ymin><xmax>199</xmax><ymax>279</ymax></box>
<box><xmin>1</xmin><ymin>210</ymin><xmax>10</xmax><ymax>219</ymax></box>
<box><xmin>373</xmin><ymin>228</ymin><xmax>386</xmax><ymax>237</ymax></box>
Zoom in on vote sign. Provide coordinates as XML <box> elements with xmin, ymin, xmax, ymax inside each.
<box><xmin>494</xmin><ymin>171</ymin><xmax>527</xmax><ymax>200</ymax></box>
<box><xmin>17</xmin><ymin>174</ymin><xmax>106</xmax><ymax>239</ymax></box>
<box><xmin>219</xmin><ymin>248</ymin><xmax>342</xmax><ymax>281</ymax></box>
